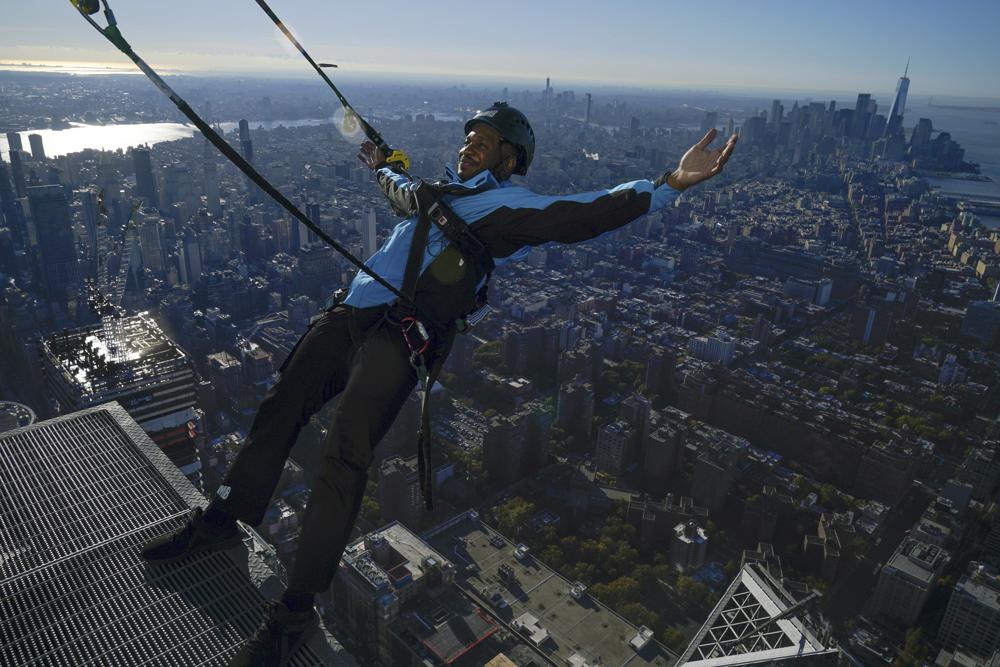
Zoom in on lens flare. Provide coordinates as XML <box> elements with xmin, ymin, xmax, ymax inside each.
<box><xmin>332</xmin><ymin>106</ymin><xmax>364</xmax><ymax>142</ymax></box>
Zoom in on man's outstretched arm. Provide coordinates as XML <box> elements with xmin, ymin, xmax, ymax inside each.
<box><xmin>472</xmin><ymin>129</ymin><xmax>738</xmax><ymax>257</ymax></box>
<box><xmin>358</xmin><ymin>140</ymin><xmax>418</xmax><ymax>217</ymax></box>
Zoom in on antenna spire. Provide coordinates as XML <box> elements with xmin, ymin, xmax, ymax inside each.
<box><xmin>903</xmin><ymin>57</ymin><xmax>910</xmax><ymax>78</ymax></box>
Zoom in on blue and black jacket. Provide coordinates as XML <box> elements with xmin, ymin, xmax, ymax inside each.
<box><xmin>344</xmin><ymin>164</ymin><xmax>681</xmax><ymax>325</ymax></box>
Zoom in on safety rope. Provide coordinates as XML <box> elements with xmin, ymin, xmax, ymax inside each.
<box><xmin>69</xmin><ymin>0</ymin><xmax>414</xmax><ymax>307</ymax></box>
<box><xmin>251</xmin><ymin>0</ymin><xmax>410</xmax><ymax>171</ymax></box>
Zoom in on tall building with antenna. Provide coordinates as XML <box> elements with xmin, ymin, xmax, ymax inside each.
<box><xmin>884</xmin><ymin>59</ymin><xmax>911</xmax><ymax>139</ymax></box>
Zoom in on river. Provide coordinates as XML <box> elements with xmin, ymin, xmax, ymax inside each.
<box><xmin>0</xmin><ymin>118</ymin><xmax>337</xmax><ymax>162</ymax></box>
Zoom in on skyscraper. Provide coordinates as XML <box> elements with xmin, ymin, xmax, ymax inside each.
<box><xmin>203</xmin><ymin>140</ymin><xmax>221</xmax><ymax>217</ymax></box>
<box><xmin>852</xmin><ymin>93</ymin><xmax>874</xmax><ymax>139</ymax></box>
<box><xmin>870</xmin><ymin>538</ymin><xmax>948</xmax><ymax>626</ymax></box>
<box><xmin>160</xmin><ymin>162</ymin><xmax>199</xmax><ymax>215</ymax></box>
<box><xmin>76</xmin><ymin>187</ymin><xmax>99</xmax><ymax>277</ymax></box>
<box><xmin>363</xmin><ymin>208</ymin><xmax>377</xmax><ymax>259</ymax></box>
<box><xmin>701</xmin><ymin>111</ymin><xmax>718</xmax><ymax>134</ymax></box>
<box><xmin>178</xmin><ymin>227</ymin><xmax>203</xmax><ymax>286</ymax></box>
<box><xmin>678</xmin><ymin>563</ymin><xmax>839</xmax><ymax>665</ymax></box>
<box><xmin>885</xmin><ymin>59</ymin><xmax>911</xmax><ymax>138</ymax></box>
<box><xmin>5</xmin><ymin>131</ymin><xmax>23</xmax><ymax>153</ymax></box>
<box><xmin>238</xmin><ymin>120</ymin><xmax>256</xmax><ymax>200</ymax></box>
<box><xmin>769</xmin><ymin>99</ymin><xmax>784</xmax><ymax>127</ymax></box>
<box><xmin>28</xmin><ymin>133</ymin><xmax>46</xmax><ymax>161</ymax></box>
<box><xmin>910</xmin><ymin>117</ymin><xmax>934</xmax><ymax>153</ymax></box>
<box><xmin>138</xmin><ymin>213</ymin><xmax>166</xmax><ymax>274</ymax></box>
<box><xmin>27</xmin><ymin>184</ymin><xmax>78</xmax><ymax>303</ymax></box>
<box><xmin>238</xmin><ymin>119</ymin><xmax>254</xmax><ymax>164</ymax></box>
<box><xmin>585</xmin><ymin>92</ymin><xmax>592</xmax><ymax>125</ymax></box>
<box><xmin>0</xmin><ymin>162</ymin><xmax>17</xmax><ymax>220</ymax></box>
<box><xmin>9</xmin><ymin>149</ymin><xmax>27</xmax><ymax>197</ymax></box>
<box><xmin>937</xmin><ymin>562</ymin><xmax>1000</xmax><ymax>657</ymax></box>
<box><xmin>132</xmin><ymin>146</ymin><xmax>158</xmax><ymax>207</ymax></box>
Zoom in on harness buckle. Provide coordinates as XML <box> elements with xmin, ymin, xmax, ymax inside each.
<box><xmin>400</xmin><ymin>316</ymin><xmax>432</xmax><ymax>357</ymax></box>
<box><xmin>426</xmin><ymin>201</ymin><xmax>449</xmax><ymax>229</ymax></box>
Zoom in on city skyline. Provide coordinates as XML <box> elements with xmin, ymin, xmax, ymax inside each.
<box><xmin>2</xmin><ymin>9</ymin><xmax>1000</xmax><ymax>662</ymax></box>
<box><xmin>2</xmin><ymin>0</ymin><xmax>999</xmax><ymax>98</ymax></box>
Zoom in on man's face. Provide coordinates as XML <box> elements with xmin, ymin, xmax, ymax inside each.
<box><xmin>457</xmin><ymin>123</ymin><xmax>506</xmax><ymax>181</ymax></box>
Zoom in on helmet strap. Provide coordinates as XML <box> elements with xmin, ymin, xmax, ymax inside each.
<box><xmin>491</xmin><ymin>140</ymin><xmax>520</xmax><ymax>181</ymax></box>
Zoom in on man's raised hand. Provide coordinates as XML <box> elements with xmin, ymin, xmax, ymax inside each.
<box><xmin>357</xmin><ymin>140</ymin><xmax>386</xmax><ymax>170</ymax></box>
<box><xmin>667</xmin><ymin>128</ymin><xmax>738</xmax><ymax>191</ymax></box>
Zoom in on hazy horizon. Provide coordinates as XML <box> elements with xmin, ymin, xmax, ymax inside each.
<box><xmin>3</xmin><ymin>63</ymin><xmax>999</xmax><ymax>109</ymax></box>
<box><xmin>2</xmin><ymin>0</ymin><xmax>998</xmax><ymax>99</ymax></box>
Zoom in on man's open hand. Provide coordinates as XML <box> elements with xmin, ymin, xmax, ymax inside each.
<box><xmin>357</xmin><ymin>140</ymin><xmax>386</xmax><ymax>170</ymax></box>
<box><xmin>667</xmin><ymin>128</ymin><xmax>738</xmax><ymax>190</ymax></box>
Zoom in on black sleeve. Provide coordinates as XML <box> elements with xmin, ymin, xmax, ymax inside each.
<box><xmin>470</xmin><ymin>186</ymin><xmax>655</xmax><ymax>258</ymax></box>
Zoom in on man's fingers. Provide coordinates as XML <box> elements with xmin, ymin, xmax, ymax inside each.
<box><xmin>720</xmin><ymin>141</ymin><xmax>736</xmax><ymax>162</ymax></box>
<box><xmin>696</xmin><ymin>128</ymin><xmax>717</xmax><ymax>150</ymax></box>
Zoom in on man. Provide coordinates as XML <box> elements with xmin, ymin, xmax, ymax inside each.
<box><xmin>140</xmin><ymin>102</ymin><xmax>736</xmax><ymax>665</ymax></box>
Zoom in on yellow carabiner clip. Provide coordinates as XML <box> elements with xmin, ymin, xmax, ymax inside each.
<box><xmin>385</xmin><ymin>149</ymin><xmax>411</xmax><ymax>172</ymax></box>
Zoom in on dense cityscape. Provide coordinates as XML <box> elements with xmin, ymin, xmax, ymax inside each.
<box><xmin>1</xmin><ymin>59</ymin><xmax>999</xmax><ymax>667</ymax></box>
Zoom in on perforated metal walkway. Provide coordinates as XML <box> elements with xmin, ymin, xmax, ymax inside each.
<box><xmin>0</xmin><ymin>403</ymin><xmax>355</xmax><ymax>666</ymax></box>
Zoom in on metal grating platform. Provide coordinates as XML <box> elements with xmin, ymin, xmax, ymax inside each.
<box><xmin>0</xmin><ymin>403</ymin><xmax>355</xmax><ymax>666</ymax></box>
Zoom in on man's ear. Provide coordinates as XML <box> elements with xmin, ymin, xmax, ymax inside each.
<box><xmin>503</xmin><ymin>154</ymin><xmax>517</xmax><ymax>177</ymax></box>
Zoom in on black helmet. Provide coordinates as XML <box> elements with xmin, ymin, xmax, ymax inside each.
<box><xmin>464</xmin><ymin>102</ymin><xmax>535</xmax><ymax>175</ymax></box>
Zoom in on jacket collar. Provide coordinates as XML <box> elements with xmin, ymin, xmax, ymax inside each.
<box><xmin>442</xmin><ymin>165</ymin><xmax>509</xmax><ymax>191</ymax></box>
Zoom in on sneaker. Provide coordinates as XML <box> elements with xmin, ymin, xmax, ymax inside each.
<box><xmin>229</xmin><ymin>600</ymin><xmax>320</xmax><ymax>667</ymax></box>
<box><xmin>140</xmin><ymin>507</ymin><xmax>242</xmax><ymax>564</ymax></box>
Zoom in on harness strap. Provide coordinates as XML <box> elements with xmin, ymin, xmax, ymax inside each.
<box><xmin>413</xmin><ymin>181</ymin><xmax>496</xmax><ymax>278</ymax></box>
<box><xmin>415</xmin><ymin>359</ymin><xmax>440</xmax><ymax>511</ymax></box>
<box><xmin>397</xmin><ymin>201</ymin><xmax>433</xmax><ymax>318</ymax></box>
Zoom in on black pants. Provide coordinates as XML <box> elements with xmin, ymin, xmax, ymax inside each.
<box><xmin>209</xmin><ymin>304</ymin><xmax>423</xmax><ymax>592</ymax></box>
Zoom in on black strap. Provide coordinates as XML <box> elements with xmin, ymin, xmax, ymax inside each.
<box><xmin>414</xmin><ymin>181</ymin><xmax>496</xmax><ymax>277</ymax></box>
<box><xmin>416</xmin><ymin>363</ymin><xmax>441</xmax><ymax>511</ymax></box>
<box><xmin>398</xmin><ymin>201</ymin><xmax>433</xmax><ymax>318</ymax></box>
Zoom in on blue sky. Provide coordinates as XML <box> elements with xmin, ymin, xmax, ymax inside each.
<box><xmin>2</xmin><ymin>0</ymin><xmax>999</xmax><ymax>98</ymax></box>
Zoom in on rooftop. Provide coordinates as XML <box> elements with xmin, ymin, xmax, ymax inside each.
<box><xmin>40</xmin><ymin>312</ymin><xmax>190</xmax><ymax>397</ymax></box>
<box><xmin>955</xmin><ymin>562</ymin><xmax>1000</xmax><ymax>611</ymax></box>
<box><xmin>342</xmin><ymin>521</ymin><xmax>451</xmax><ymax>594</ymax></box>
<box><xmin>885</xmin><ymin>538</ymin><xmax>949</xmax><ymax>585</ymax></box>
<box><xmin>392</xmin><ymin>591</ymin><xmax>501</xmax><ymax>665</ymax></box>
<box><xmin>424</xmin><ymin>512</ymin><xmax>676</xmax><ymax>667</ymax></box>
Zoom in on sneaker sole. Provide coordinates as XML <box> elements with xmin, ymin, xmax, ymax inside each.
<box><xmin>140</xmin><ymin>533</ymin><xmax>244</xmax><ymax>565</ymax></box>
